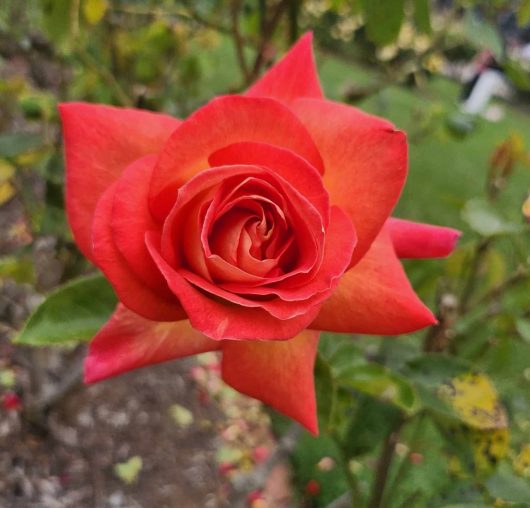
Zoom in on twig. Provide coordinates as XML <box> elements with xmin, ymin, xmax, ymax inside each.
<box><xmin>423</xmin><ymin>292</ymin><xmax>458</xmax><ymax>353</ymax></box>
<box><xmin>368</xmin><ymin>422</ymin><xmax>403</xmax><ymax>508</ymax></box>
<box><xmin>474</xmin><ymin>264</ymin><xmax>529</xmax><ymax>307</ymax></box>
<box><xmin>459</xmin><ymin>237</ymin><xmax>492</xmax><ymax>314</ymax></box>
<box><xmin>73</xmin><ymin>47</ymin><xmax>132</xmax><ymax>107</ymax></box>
<box><xmin>249</xmin><ymin>0</ymin><xmax>290</xmax><ymax>82</ymax></box>
<box><xmin>229</xmin><ymin>423</ymin><xmax>302</xmax><ymax>507</ymax></box>
<box><xmin>231</xmin><ymin>0</ymin><xmax>250</xmax><ymax>84</ymax></box>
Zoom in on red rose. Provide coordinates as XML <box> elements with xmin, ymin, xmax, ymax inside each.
<box><xmin>59</xmin><ymin>34</ymin><xmax>460</xmax><ymax>434</ymax></box>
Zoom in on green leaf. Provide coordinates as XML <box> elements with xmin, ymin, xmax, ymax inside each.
<box><xmin>342</xmin><ymin>395</ymin><xmax>401</xmax><ymax>457</ymax></box>
<box><xmin>518</xmin><ymin>0</ymin><xmax>530</xmax><ymax>26</ymax></box>
<box><xmin>463</xmin><ymin>12</ymin><xmax>503</xmax><ymax>60</ymax></box>
<box><xmin>462</xmin><ymin>199</ymin><xmax>524</xmax><ymax>237</ymax></box>
<box><xmin>505</xmin><ymin>59</ymin><xmax>530</xmax><ymax>92</ymax></box>
<box><xmin>412</xmin><ymin>0</ymin><xmax>431</xmax><ymax>34</ymax></box>
<box><xmin>404</xmin><ymin>354</ymin><xmax>471</xmax><ymax>420</ymax></box>
<box><xmin>15</xmin><ymin>274</ymin><xmax>117</xmax><ymax>346</ymax></box>
<box><xmin>0</xmin><ymin>133</ymin><xmax>42</xmax><ymax>158</ymax></box>
<box><xmin>515</xmin><ymin>319</ymin><xmax>530</xmax><ymax>343</ymax></box>
<box><xmin>114</xmin><ymin>456</ymin><xmax>143</xmax><ymax>485</ymax></box>
<box><xmin>40</xmin><ymin>0</ymin><xmax>75</xmax><ymax>46</ymax></box>
<box><xmin>337</xmin><ymin>363</ymin><xmax>417</xmax><ymax>411</ymax></box>
<box><xmin>486</xmin><ymin>463</ymin><xmax>530</xmax><ymax>503</ymax></box>
<box><xmin>360</xmin><ymin>0</ymin><xmax>405</xmax><ymax>46</ymax></box>
<box><xmin>405</xmin><ymin>354</ymin><xmax>471</xmax><ymax>388</ymax></box>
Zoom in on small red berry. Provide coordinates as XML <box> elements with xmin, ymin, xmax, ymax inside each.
<box><xmin>305</xmin><ymin>479</ymin><xmax>321</xmax><ymax>496</ymax></box>
<box><xmin>3</xmin><ymin>391</ymin><xmax>22</xmax><ymax>411</ymax></box>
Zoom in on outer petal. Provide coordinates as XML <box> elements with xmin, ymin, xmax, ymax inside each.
<box><xmin>92</xmin><ymin>182</ymin><xmax>185</xmax><ymax>321</ymax></box>
<box><xmin>59</xmin><ymin>102</ymin><xmax>180</xmax><ymax>260</ymax></box>
<box><xmin>245</xmin><ymin>32</ymin><xmax>323</xmax><ymax>105</ymax></box>
<box><xmin>146</xmin><ymin>232</ymin><xmax>321</xmax><ymax>340</ymax></box>
<box><xmin>221</xmin><ymin>329</ymin><xmax>320</xmax><ymax>434</ymax></box>
<box><xmin>310</xmin><ymin>229</ymin><xmax>436</xmax><ymax>335</ymax></box>
<box><xmin>111</xmin><ymin>155</ymin><xmax>167</xmax><ymax>290</ymax></box>
<box><xmin>149</xmin><ymin>95</ymin><xmax>324</xmax><ymax>220</ymax></box>
<box><xmin>387</xmin><ymin>218</ymin><xmax>461</xmax><ymax>259</ymax></box>
<box><xmin>85</xmin><ymin>305</ymin><xmax>219</xmax><ymax>383</ymax></box>
<box><xmin>292</xmin><ymin>98</ymin><xmax>407</xmax><ymax>266</ymax></box>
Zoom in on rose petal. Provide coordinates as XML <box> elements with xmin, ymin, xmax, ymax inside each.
<box><xmin>150</xmin><ymin>95</ymin><xmax>324</xmax><ymax>220</ymax></box>
<box><xmin>221</xmin><ymin>329</ymin><xmax>320</xmax><ymax>434</ymax></box>
<box><xmin>59</xmin><ymin>102</ymin><xmax>180</xmax><ymax>260</ymax></box>
<box><xmin>387</xmin><ymin>218</ymin><xmax>462</xmax><ymax>259</ymax></box>
<box><xmin>292</xmin><ymin>98</ymin><xmax>407</xmax><ymax>267</ymax></box>
<box><xmin>221</xmin><ymin>206</ymin><xmax>356</xmax><ymax>302</ymax></box>
<box><xmin>85</xmin><ymin>304</ymin><xmax>218</xmax><ymax>383</ymax></box>
<box><xmin>245</xmin><ymin>32</ymin><xmax>323</xmax><ymax>106</ymax></box>
<box><xmin>146</xmin><ymin>232</ymin><xmax>321</xmax><ymax>340</ymax></box>
<box><xmin>209</xmin><ymin>141</ymin><xmax>329</xmax><ymax>225</ymax></box>
<box><xmin>92</xmin><ymin>182</ymin><xmax>185</xmax><ymax>321</ymax></box>
<box><xmin>161</xmin><ymin>165</ymin><xmax>325</xmax><ymax>287</ymax></box>
<box><xmin>310</xmin><ymin>229</ymin><xmax>436</xmax><ymax>335</ymax></box>
<box><xmin>111</xmin><ymin>155</ymin><xmax>167</xmax><ymax>290</ymax></box>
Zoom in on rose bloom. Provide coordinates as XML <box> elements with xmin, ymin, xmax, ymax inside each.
<box><xmin>60</xmin><ymin>34</ymin><xmax>460</xmax><ymax>434</ymax></box>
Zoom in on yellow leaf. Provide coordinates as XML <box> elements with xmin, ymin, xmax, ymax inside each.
<box><xmin>471</xmin><ymin>428</ymin><xmax>510</xmax><ymax>474</ymax></box>
<box><xmin>514</xmin><ymin>444</ymin><xmax>530</xmax><ymax>478</ymax></box>
<box><xmin>438</xmin><ymin>372</ymin><xmax>508</xmax><ymax>430</ymax></box>
<box><xmin>0</xmin><ymin>159</ymin><xmax>15</xmax><ymax>181</ymax></box>
<box><xmin>82</xmin><ymin>0</ymin><xmax>108</xmax><ymax>25</ymax></box>
<box><xmin>0</xmin><ymin>181</ymin><xmax>16</xmax><ymax>206</ymax></box>
<box><xmin>114</xmin><ymin>456</ymin><xmax>142</xmax><ymax>485</ymax></box>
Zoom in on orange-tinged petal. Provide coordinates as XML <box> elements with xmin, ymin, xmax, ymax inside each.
<box><xmin>59</xmin><ymin>102</ymin><xmax>180</xmax><ymax>260</ymax></box>
<box><xmin>92</xmin><ymin>182</ymin><xmax>185</xmax><ymax>321</ymax></box>
<box><xmin>292</xmin><ymin>98</ymin><xmax>407</xmax><ymax>267</ymax></box>
<box><xmin>246</xmin><ymin>32</ymin><xmax>323</xmax><ymax>105</ymax></box>
<box><xmin>311</xmin><ymin>229</ymin><xmax>436</xmax><ymax>335</ymax></box>
<box><xmin>85</xmin><ymin>305</ymin><xmax>219</xmax><ymax>383</ymax></box>
<box><xmin>221</xmin><ymin>329</ymin><xmax>320</xmax><ymax>434</ymax></box>
<box><xmin>149</xmin><ymin>96</ymin><xmax>324</xmax><ymax>220</ymax></box>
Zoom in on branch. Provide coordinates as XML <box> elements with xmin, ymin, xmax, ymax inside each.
<box><xmin>249</xmin><ymin>0</ymin><xmax>290</xmax><ymax>82</ymax></box>
<box><xmin>368</xmin><ymin>422</ymin><xmax>403</xmax><ymax>508</ymax></box>
<box><xmin>230</xmin><ymin>0</ymin><xmax>250</xmax><ymax>84</ymax></box>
